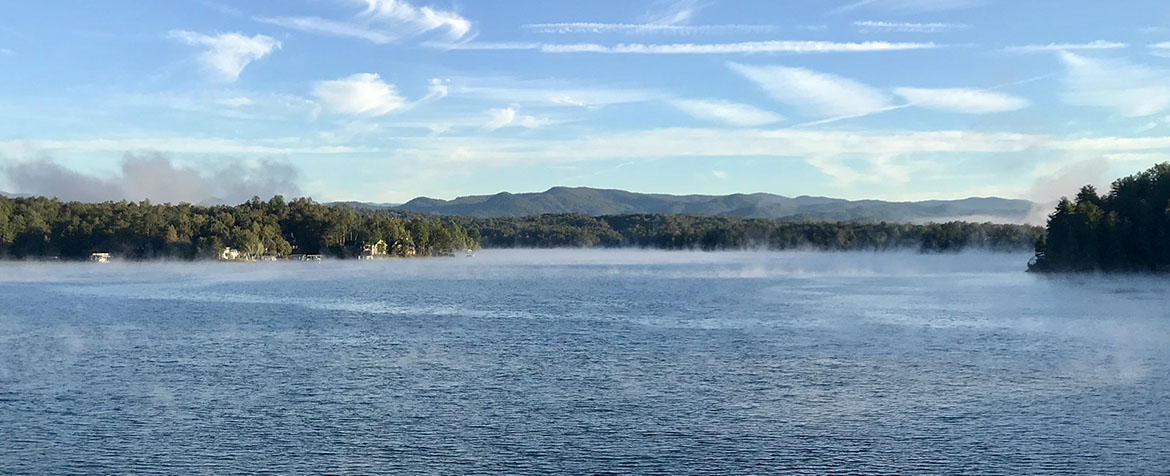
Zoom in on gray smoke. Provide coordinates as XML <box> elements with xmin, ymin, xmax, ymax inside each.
<box><xmin>2</xmin><ymin>153</ymin><xmax>302</xmax><ymax>204</ymax></box>
<box><xmin>1023</xmin><ymin>157</ymin><xmax>1110</xmax><ymax>225</ymax></box>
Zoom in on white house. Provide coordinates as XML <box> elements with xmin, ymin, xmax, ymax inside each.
<box><xmin>220</xmin><ymin>247</ymin><xmax>241</xmax><ymax>261</ymax></box>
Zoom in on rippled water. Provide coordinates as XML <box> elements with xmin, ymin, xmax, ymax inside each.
<box><xmin>1</xmin><ymin>250</ymin><xmax>1168</xmax><ymax>474</ymax></box>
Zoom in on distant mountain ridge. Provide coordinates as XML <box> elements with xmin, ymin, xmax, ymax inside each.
<box><xmin>383</xmin><ymin>187</ymin><xmax>1035</xmax><ymax>223</ymax></box>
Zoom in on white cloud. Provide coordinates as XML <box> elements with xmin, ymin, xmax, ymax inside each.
<box><xmin>217</xmin><ymin>96</ymin><xmax>253</xmax><ymax>108</ymax></box>
<box><xmin>256</xmin><ymin>16</ymin><xmax>396</xmax><ymax>44</ymax></box>
<box><xmin>1059</xmin><ymin>52</ymin><xmax>1170</xmax><ymax>117</ymax></box>
<box><xmin>422</xmin><ymin>41</ymin><xmax>543</xmax><ymax>50</ymax></box>
<box><xmin>729</xmin><ymin>63</ymin><xmax>892</xmax><ymax>117</ymax></box>
<box><xmin>201</xmin><ymin>1</ymin><xmax>242</xmax><ymax>16</ymax></box>
<box><xmin>645</xmin><ymin>0</ymin><xmax>703</xmax><ymax>26</ymax></box>
<box><xmin>712</xmin><ymin>170</ymin><xmax>728</xmax><ymax>179</ymax></box>
<box><xmin>374</xmin><ymin>129</ymin><xmax>1170</xmax><ymax>188</ymax></box>
<box><xmin>830</xmin><ymin>0</ymin><xmax>982</xmax><ymax>15</ymax></box>
<box><xmin>12</xmin><ymin>129</ymin><xmax>1170</xmax><ymax>169</ymax></box>
<box><xmin>1149</xmin><ymin>42</ymin><xmax>1170</xmax><ymax>57</ymax></box>
<box><xmin>423</xmin><ymin>77</ymin><xmax>449</xmax><ymax>100</ymax></box>
<box><xmin>359</xmin><ymin>0</ymin><xmax>470</xmax><ymax>39</ymax></box>
<box><xmin>0</xmin><ymin>137</ymin><xmax>355</xmax><ymax>157</ymax></box>
<box><xmin>520</xmin><ymin>23</ymin><xmax>774</xmax><ymax>35</ymax></box>
<box><xmin>443</xmin><ymin>40</ymin><xmax>942</xmax><ymax>54</ymax></box>
<box><xmin>670</xmin><ymin>99</ymin><xmax>783</xmax><ymax>126</ymax></box>
<box><xmin>537</xmin><ymin>40</ymin><xmax>941</xmax><ymax>54</ymax></box>
<box><xmin>485</xmin><ymin>107</ymin><xmax>550</xmax><ymax>130</ymax></box>
<box><xmin>168</xmin><ymin>30</ymin><xmax>280</xmax><ymax>81</ymax></box>
<box><xmin>549</xmin><ymin>95</ymin><xmax>590</xmax><ymax>107</ymax></box>
<box><xmin>450</xmin><ymin>79</ymin><xmax>661</xmax><ymax>108</ymax></box>
<box><xmin>518</xmin><ymin>0</ymin><xmax>776</xmax><ymax>36</ymax></box>
<box><xmin>1003</xmin><ymin>40</ymin><xmax>1126</xmax><ymax>53</ymax></box>
<box><xmin>261</xmin><ymin>0</ymin><xmax>470</xmax><ymax>45</ymax></box>
<box><xmin>853</xmin><ymin>21</ymin><xmax>969</xmax><ymax>33</ymax></box>
<box><xmin>893</xmin><ymin>87</ymin><xmax>1029</xmax><ymax>113</ymax></box>
<box><xmin>313</xmin><ymin>73</ymin><xmax>406</xmax><ymax>117</ymax></box>
<box><xmin>120</xmin><ymin>91</ymin><xmax>320</xmax><ymax>122</ymax></box>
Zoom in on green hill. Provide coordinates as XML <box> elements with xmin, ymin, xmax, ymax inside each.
<box><xmin>391</xmin><ymin>187</ymin><xmax>1034</xmax><ymax>223</ymax></box>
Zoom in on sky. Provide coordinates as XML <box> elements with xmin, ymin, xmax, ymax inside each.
<box><xmin>4</xmin><ymin>0</ymin><xmax>1170</xmax><ymax>204</ymax></box>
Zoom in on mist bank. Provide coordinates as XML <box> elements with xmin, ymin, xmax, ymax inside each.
<box><xmin>444</xmin><ymin>214</ymin><xmax>1042</xmax><ymax>253</ymax></box>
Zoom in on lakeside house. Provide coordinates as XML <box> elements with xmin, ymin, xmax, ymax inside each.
<box><xmin>220</xmin><ymin>247</ymin><xmax>241</xmax><ymax>261</ymax></box>
<box><xmin>393</xmin><ymin>242</ymin><xmax>417</xmax><ymax>257</ymax></box>
<box><xmin>360</xmin><ymin>239</ymin><xmax>389</xmax><ymax>260</ymax></box>
<box><xmin>89</xmin><ymin>252</ymin><xmax>110</xmax><ymax>263</ymax></box>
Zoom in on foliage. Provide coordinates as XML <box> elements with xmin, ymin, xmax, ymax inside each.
<box><xmin>1030</xmin><ymin>163</ymin><xmax>1170</xmax><ymax>272</ymax></box>
<box><xmin>448</xmin><ymin>213</ymin><xmax>1041</xmax><ymax>253</ymax></box>
<box><xmin>0</xmin><ymin>195</ymin><xmax>477</xmax><ymax>260</ymax></box>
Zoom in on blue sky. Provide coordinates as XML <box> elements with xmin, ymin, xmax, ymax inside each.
<box><xmin>4</xmin><ymin>0</ymin><xmax>1170</xmax><ymax>204</ymax></box>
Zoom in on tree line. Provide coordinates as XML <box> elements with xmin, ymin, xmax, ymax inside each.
<box><xmin>1030</xmin><ymin>163</ymin><xmax>1170</xmax><ymax>272</ymax></box>
<box><xmin>445</xmin><ymin>214</ymin><xmax>1042</xmax><ymax>252</ymax></box>
<box><xmin>0</xmin><ymin>194</ymin><xmax>1046</xmax><ymax>261</ymax></box>
<box><xmin>0</xmin><ymin>195</ymin><xmax>477</xmax><ymax>260</ymax></box>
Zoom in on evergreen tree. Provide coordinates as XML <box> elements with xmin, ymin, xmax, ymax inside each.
<box><xmin>1030</xmin><ymin>162</ymin><xmax>1170</xmax><ymax>272</ymax></box>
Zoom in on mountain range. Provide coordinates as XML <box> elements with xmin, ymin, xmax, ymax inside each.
<box><xmin>374</xmin><ymin>187</ymin><xmax>1038</xmax><ymax>224</ymax></box>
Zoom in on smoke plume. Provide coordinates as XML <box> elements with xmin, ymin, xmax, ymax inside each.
<box><xmin>2</xmin><ymin>153</ymin><xmax>302</xmax><ymax>204</ymax></box>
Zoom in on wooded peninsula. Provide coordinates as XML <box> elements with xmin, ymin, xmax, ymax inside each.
<box><xmin>0</xmin><ymin>194</ymin><xmax>1043</xmax><ymax>261</ymax></box>
<box><xmin>1030</xmin><ymin>163</ymin><xmax>1170</xmax><ymax>273</ymax></box>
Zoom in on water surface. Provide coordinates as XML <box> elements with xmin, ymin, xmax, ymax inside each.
<box><xmin>1</xmin><ymin>250</ymin><xmax>1167</xmax><ymax>474</ymax></box>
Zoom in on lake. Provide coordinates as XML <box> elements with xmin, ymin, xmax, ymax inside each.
<box><xmin>1</xmin><ymin>250</ymin><xmax>1168</xmax><ymax>474</ymax></box>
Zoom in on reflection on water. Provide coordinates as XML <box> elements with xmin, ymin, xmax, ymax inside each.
<box><xmin>1</xmin><ymin>250</ymin><xmax>1168</xmax><ymax>474</ymax></box>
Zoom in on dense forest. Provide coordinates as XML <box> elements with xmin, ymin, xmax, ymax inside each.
<box><xmin>449</xmin><ymin>214</ymin><xmax>1042</xmax><ymax>252</ymax></box>
<box><xmin>1030</xmin><ymin>163</ymin><xmax>1170</xmax><ymax>272</ymax></box>
<box><xmin>0</xmin><ymin>195</ymin><xmax>477</xmax><ymax>260</ymax></box>
<box><xmin>0</xmin><ymin>194</ymin><xmax>1045</xmax><ymax>261</ymax></box>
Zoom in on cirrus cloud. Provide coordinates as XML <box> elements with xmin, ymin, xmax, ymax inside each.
<box><xmin>1059</xmin><ymin>52</ymin><xmax>1170</xmax><ymax>117</ymax></box>
<box><xmin>359</xmin><ymin>0</ymin><xmax>471</xmax><ymax>39</ymax></box>
<box><xmin>449</xmin><ymin>40</ymin><xmax>942</xmax><ymax>54</ymax></box>
<box><xmin>729</xmin><ymin>62</ymin><xmax>892</xmax><ymax>117</ymax></box>
<box><xmin>1003</xmin><ymin>40</ymin><xmax>1126</xmax><ymax>53</ymax></box>
<box><xmin>259</xmin><ymin>0</ymin><xmax>471</xmax><ymax>46</ymax></box>
<box><xmin>670</xmin><ymin>99</ymin><xmax>783</xmax><ymax>126</ymax></box>
<box><xmin>893</xmin><ymin>87</ymin><xmax>1029</xmax><ymax>113</ymax></box>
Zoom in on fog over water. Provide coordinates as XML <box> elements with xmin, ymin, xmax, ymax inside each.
<box><xmin>1</xmin><ymin>250</ymin><xmax>1168</xmax><ymax>474</ymax></box>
